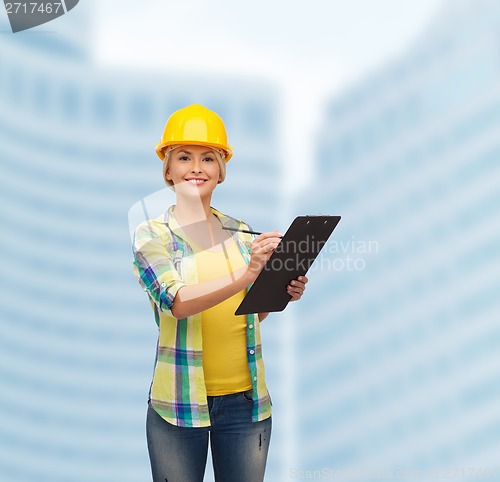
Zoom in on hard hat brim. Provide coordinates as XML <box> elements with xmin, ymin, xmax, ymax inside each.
<box><xmin>156</xmin><ymin>141</ymin><xmax>233</xmax><ymax>162</ymax></box>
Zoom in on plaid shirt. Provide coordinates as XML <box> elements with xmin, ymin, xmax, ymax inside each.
<box><xmin>132</xmin><ymin>205</ymin><xmax>272</xmax><ymax>427</ymax></box>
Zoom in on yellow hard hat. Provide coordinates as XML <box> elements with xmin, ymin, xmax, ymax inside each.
<box><xmin>156</xmin><ymin>104</ymin><xmax>233</xmax><ymax>162</ymax></box>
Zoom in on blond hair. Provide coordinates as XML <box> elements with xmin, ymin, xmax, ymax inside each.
<box><xmin>162</xmin><ymin>145</ymin><xmax>227</xmax><ymax>189</ymax></box>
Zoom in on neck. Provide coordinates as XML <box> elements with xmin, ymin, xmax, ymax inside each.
<box><xmin>173</xmin><ymin>193</ymin><xmax>213</xmax><ymax>225</ymax></box>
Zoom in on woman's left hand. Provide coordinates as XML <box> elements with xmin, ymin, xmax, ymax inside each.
<box><xmin>287</xmin><ymin>276</ymin><xmax>308</xmax><ymax>301</ymax></box>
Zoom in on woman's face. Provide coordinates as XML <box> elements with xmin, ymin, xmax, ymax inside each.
<box><xmin>165</xmin><ymin>145</ymin><xmax>221</xmax><ymax>195</ymax></box>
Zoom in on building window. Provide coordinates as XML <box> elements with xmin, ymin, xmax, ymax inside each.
<box><xmin>33</xmin><ymin>76</ymin><xmax>50</xmax><ymax>115</ymax></box>
<box><xmin>93</xmin><ymin>90</ymin><xmax>114</xmax><ymax>125</ymax></box>
<box><xmin>130</xmin><ymin>94</ymin><xmax>152</xmax><ymax>130</ymax></box>
<box><xmin>9</xmin><ymin>65</ymin><xmax>23</xmax><ymax>106</ymax></box>
<box><xmin>242</xmin><ymin>102</ymin><xmax>271</xmax><ymax>138</ymax></box>
<box><xmin>61</xmin><ymin>83</ymin><xmax>80</xmax><ymax>121</ymax></box>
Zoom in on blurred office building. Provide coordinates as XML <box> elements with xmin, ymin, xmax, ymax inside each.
<box><xmin>0</xmin><ymin>8</ymin><xmax>282</xmax><ymax>482</ymax></box>
<box><xmin>293</xmin><ymin>0</ymin><xmax>500</xmax><ymax>476</ymax></box>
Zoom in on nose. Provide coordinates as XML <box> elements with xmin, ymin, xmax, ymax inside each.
<box><xmin>191</xmin><ymin>158</ymin><xmax>203</xmax><ymax>172</ymax></box>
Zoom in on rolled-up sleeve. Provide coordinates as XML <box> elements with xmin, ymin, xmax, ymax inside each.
<box><xmin>132</xmin><ymin>224</ymin><xmax>186</xmax><ymax>314</ymax></box>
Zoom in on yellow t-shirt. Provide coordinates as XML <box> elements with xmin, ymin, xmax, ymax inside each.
<box><xmin>195</xmin><ymin>236</ymin><xmax>252</xmax><ymax>396</ymax></box>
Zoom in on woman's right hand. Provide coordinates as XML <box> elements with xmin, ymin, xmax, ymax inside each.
<box><xmin>246</xmin><ymin>230</ymin><xmax>282</xmax><ymax>282</ymax></box>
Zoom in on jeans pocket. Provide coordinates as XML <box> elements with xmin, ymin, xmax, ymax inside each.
<box><xmin>241</xmin><ymin>389</ymin><xmax>254</xmax><ymax>404</ymax></box>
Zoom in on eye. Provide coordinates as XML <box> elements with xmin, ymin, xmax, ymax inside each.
<box><xmin>178</xmin><ymin>156</ymin><xmax>190</xmax><ymax>161</ymax></box>
<box><xmin>203</xmin><ymin>156</ymin><xmax>215</xmax><ymax>162</ymax></box>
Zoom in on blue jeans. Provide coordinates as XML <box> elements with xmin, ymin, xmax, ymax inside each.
<box><xmin>146</xmin><ymin>390</ymin><xmax>272</xmax><ymax>482</ymax></box>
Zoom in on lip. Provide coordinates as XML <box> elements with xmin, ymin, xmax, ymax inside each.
<box><xmin>184</xmin><ymin>178</ymin><xmax>208</xmax><ymax>185</ymax></box>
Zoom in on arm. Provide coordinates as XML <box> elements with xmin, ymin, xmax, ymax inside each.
<box><xmin>171</xmin><ymin>267</ymin><xmax>253</xmax><ymax>319</ymax></box>
<box><xmin>134</xmin><ymin>224</ymin><xmax>282</xmax><ymax>319</ymax></box>
<box><xmin>133</xmin><ymin>224</ymin><xmax>187</xmax><ymax>315</ymax></box>
<box><xmin>171</xmin><ymin>231</ymin><xmax>283</xmax><ymax>319</ymax></box>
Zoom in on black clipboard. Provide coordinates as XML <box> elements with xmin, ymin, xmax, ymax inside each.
<box><xmin>235</xmin><ymin>215</ymin><xmax>341</xmax><ymax>315</ymax></box>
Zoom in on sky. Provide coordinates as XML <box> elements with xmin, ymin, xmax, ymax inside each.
<box><xmin>91</xmin><ymin>0</ymin><xmax>446</xmax><ymax>189</ymax></box>
<box><xmin>92</xmin><ymin>0</ymin><xmax>444</xmax><ymax>88</ymax></box>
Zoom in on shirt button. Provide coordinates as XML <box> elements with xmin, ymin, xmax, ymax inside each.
<box><xmin>161</xmin><ymin>282</ymin><xmax>166</xmax><ymax>287</ymax></box>
<box><xmin>253</xmin><ymin>376</ymin><xmax>257</xmax><ymax>381</ymax></box>
<box><xmin>249</xmin><ymin>324</ymin><xmax>254</xmax><ymax>329</ymax></box>
<box><xmin>249</xmin><ymin>349</ymin><xmax>255</xmax><ymax>355</ymax></box>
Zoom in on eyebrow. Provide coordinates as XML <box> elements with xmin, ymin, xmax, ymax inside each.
<box><xmin>177</xmin><ymin>150</ymin><xmax>214</xmax><ymax>155</ymax></box>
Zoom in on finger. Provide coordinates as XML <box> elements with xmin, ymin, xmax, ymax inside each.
<box><xmin>259</xmin><ymin>237</ymin><xmax>281</xmax><ymax>247</ymax></box>
<box><xmin>289</xmin><ymin>280</ymin><xmax>306</xmax><ymax>290</ymax></box>
<box><xmin>288</xmin><ymin>286</ymin><xmax>304</xmax><ymax>297</ymax></box>
<box><xmin>255</xmin><ymin>235</ymin><xmax>282</xmax><ymax>246</ymax></box>
<box><xmin>254</xmin><ymin>239</ymin><xmax>281</xmax><ymax>253</ymax></box>
<box><xmin>252</xmin><ymin>240</ymin><xmax>281</xmax><ymax>254</ymax></box>
<box><xmin>287</xmin><ymin>284</ymin><xmax>303</xmax><ymax>295</ymax></box>
<box><xmin>254</xmin><ymin>230</ymin><xmax>281</xmax><ymax>242</ymax></box>
<box><xmin>287</xmin><ymin>287</ymin><xmax>301</xmax><ymax>301</ymax></box>
<box><xmin>266</xmin><ymin>240</ymin><xmax>281</xmax><ymax>251</ymax></box>
<box><xmin>287</xmin><ymin>283</ymin><xmax>305</xmax><ymax>299</ymax></box>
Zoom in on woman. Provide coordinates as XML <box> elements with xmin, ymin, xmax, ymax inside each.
<box><xmin>132</xmin><ymin>104</ymin><xmax>308</xmax><ymax>482</ymax></box>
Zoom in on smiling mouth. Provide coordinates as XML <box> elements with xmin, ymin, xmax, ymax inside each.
<box><xmin>185</xmin><ymin>178</ymin><xmax>208</xmax><ymax>185</ymax></box>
